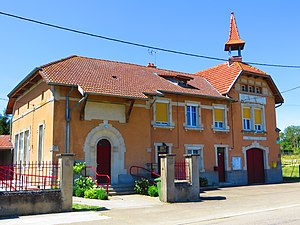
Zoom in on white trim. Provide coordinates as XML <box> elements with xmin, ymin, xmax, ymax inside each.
<box><xmin>84</xmin><ymin>123</ymin><xmax>126</xmax><ymax>184</ymax></box>
<box><xmin>242</xmin><ymin>141</ymin><xmax>270</xmax><ymax>170</ymax></box>
<box><xmin>241</xmin><ymin>103</ymin><xmax>266</xmax><ymax>132</ymax></box>
<box><xmin>37</xmin><ymin>122</ymin><xmax>45</xmax><ymax>162</ymax></box>
<box><xmin>154</xmin><ymin>142</ymin><xmax>173</xmax><ymax>164</ymax></box>
<box><xmin>214</xmin><ymin>144</ymin><xmax>230</xmax><ymax>171</ymax></box>
<box><xmin>184</xmin><ymin>144</ymin><xmax>205</xmax><ymax>172</ymax></box>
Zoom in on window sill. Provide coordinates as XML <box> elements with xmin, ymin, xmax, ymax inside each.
<box><xmin>184</xmin><ymin>125</ymin><xmax>204</xmax><ymax>131</ymax></box>
<box><xmin>212</xmin><ymin>128</ymin><xmax>230</xmax><ymax>133</ymax></box>
<box><xmin>242</xmin><ymin>130</ymin><xmax>267</xmax><ymax>134</ymax></box>
<box><xmin>152</xmin><ymin>124</ymin><xmax>175</xmax><ymax>129</ymax></box>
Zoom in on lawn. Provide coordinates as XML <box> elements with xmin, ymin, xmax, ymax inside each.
<box><xmin>72</xmin><ymin>204</ymin><xmax>105</xmax><ymax>212</ymax></box>
<box><xmin>281</xmin><ymin>154</ymin><xmax>300</xmax><ymax>182</ymax></box>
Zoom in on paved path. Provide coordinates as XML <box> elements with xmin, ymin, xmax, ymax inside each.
<box><xmin>1</xmin><ymin>183</ymin><xmax>300</xmax><ymax>225</ymax></box>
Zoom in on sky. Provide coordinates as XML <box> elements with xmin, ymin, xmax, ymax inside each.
<box><xmin>0</xmin><ymin>1</ymin><xmax>300</xmax><ymax>131</ymax></box>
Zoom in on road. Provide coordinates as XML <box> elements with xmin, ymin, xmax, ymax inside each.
<box><xmin>2</xmin><ymin>182</ymin><xmax>300</xmax><ymax>225</ymax></box>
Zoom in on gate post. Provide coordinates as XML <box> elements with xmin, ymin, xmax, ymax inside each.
<box><xmin>185</xmin><ymin>154</ymin><xmax>200</xmax><ymax>201</ymax></box>
<box><xmin>57</xmin><ymin>153</ymin><xmax>75</xmax><ymax>211</ymax></box>
<box><xmin>160</xmin><ymin>154</ymin><xmax>175</xmax><ymax>202</ymax></box>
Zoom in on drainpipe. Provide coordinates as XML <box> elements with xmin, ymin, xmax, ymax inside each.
<box><xmin>65</xmin><ymin>87</ymin><xmax>88</xmax><ymax>153</ymax></box>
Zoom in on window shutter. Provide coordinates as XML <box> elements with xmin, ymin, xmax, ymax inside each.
<box><xmin>254</xmin><ymin>108</ymin><xmax>262</xmax><ymax>124</ymax></box>
<box><xmin>243</xmin><ymin>107</ymin><xmax>251</xmax><ymax>119</ymax></box>
<box><xmin>214</xmin><ymin>108</ymin><xmax>224</xmax><ymax>122</ymax></box>
<box><xmin>156</xmin><ymin>102</ymin><xmax>168</xmax><ymax>123</ymax></box>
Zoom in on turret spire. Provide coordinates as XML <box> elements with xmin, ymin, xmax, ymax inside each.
<box><xmin>225</xmin><ymin>12</ymin><xmax>245</xmax><ymax>60</ymax></box>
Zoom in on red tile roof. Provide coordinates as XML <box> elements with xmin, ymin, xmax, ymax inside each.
<box><xmin>38</xmin><ymin>55</ymin><xmax>225</xmax><ymax>100</ymax></box>
<box><xmin>195</xmin><ymin>61</ymin><xmax>284</xmax><ymax>103</ymax></box>
<box><xmin>0</xmin><ymin>135</ymin><xmax>12</xmax><ymax>150</ymax></box>
<box><xmin>225</xmin><ymin>12</ymin><xmax>245</xmax><ymax>51</ymax></box>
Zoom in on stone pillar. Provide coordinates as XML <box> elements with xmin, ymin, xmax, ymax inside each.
<box><xmin>160</xmin><ymin>154</ymin><xmax>175</xmax><ymax>203</ymax></box>
<box><xmin>57</xmin><ymin>153</ymin><xmax>75</xmax><ymax>211</ymax></box>
<box><xmin>185</xmin><ymin>154</ymin><xmax>200</xmax><ymax>201</ymax></box>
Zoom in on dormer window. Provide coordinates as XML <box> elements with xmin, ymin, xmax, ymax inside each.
<box><xmin>241</xmin><ymin>85</ymin><xmax>247</xmax><ymax>92</ymax></box>
<box><xmin>256</xmin><ymin>87</ymin><xmax>262</xmax><ymax>94</ymax></box>
<box><xmin>248</xmin><ymin>86</ymin><xmax>254</xmax><ymax>93</ymax></box>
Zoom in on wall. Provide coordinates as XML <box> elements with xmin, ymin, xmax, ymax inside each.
<box><xmin>11</xmin><ymin>80</ymin><xmax>55</xmax><ymax>162</ymax></box>
<box><xmin>0</xmin><ymin>190</ymin><xmax>62</xmax><ymax>216</ymax></box>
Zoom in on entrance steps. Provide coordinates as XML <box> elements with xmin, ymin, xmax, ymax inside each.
<box><xmin>108</xmin><ymin>183</ymin><xmax>135</xmax><ymax>196</ymax></box>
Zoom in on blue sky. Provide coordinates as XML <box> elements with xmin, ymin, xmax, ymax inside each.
<box><xmin>0</xmin><ymin>1</ymin><xmax>300</xmax><ymax>131</ymax></box>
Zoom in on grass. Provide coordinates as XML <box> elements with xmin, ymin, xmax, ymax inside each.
<box><xmin>282</xmin><ymin>165</ymin><xmax>299</xmax><ymax>177</ymax></box>
<box><xmin>72</xmin><ymin>203</ymin><xmax>105</xmax><ymax>212</ymax></box>
<box><xmin>281</xmin><ymin>154</ymin><xmax>300</xmax><ymax>182</ymax></box>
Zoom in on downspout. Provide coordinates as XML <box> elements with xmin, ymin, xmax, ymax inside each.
<box><xmin>65</xmin><ymin>87</ymin><xmax>88</xmax><ymax>153</ymax></box>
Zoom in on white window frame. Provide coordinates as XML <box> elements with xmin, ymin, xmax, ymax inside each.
<box><xmin>154</xmin><ymin>142</ymin><xmax>173</xmax><ymax>164</ymax></box>
<box><xmin>23</xmin><ymin>129</ymin><xmax>30</xmax><ymax>164</ymax></box>
<box><xmin>241</xmin><ymin>84</ymin><xmax>247</xmax><ymax>92</ymax></box>
<box><xmin>37</xmin><ymin>123</ymin><xmax>45</xmax><ymax>162</ymax></box>
<box><xmin>14</xmin><ymin>134</ymin><xmax>19</xmax><ymax>163</ymax></box>
<box><xmin>184</xmin><ymin>102</ymin><xmax>203</xmax><ymax>130</ymax></box>
<box><xmin>13</xmin><ymin>128</ymin><xmax>31</xmax><ymax>164</ymax></box>
<box><xmin>242</xmin><ymin>106</ymin><xmax>252</xmax><ymax>131</ymax></box>
<box><xmin>184</xmin><ymin>144</ymin><xmax>204</xmax><ymax>172</ymax></box>
<box><xmin>152</xmin><ymin>98</ymin><xmax>174</xmax><ymax>128</ymax></box>
<box><xmin>242</xmin><ymin>104</ymin><xmax>265</xmax><ymax>132</ymax></box>
<box><xmin>214</xmin><ymin>144</ymin><xmax>230</xmax><ymax>172</ymax></box>
<box><xmin>212</xmin><ymin>105</ymin><xmax>229</xmax><ymax>132</ymax></box>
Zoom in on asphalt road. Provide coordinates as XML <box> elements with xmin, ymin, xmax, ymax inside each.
<box><xmin>2</xmin><ymin>182</ymin><xmax>300</xmax><ymax>225</ymax></box>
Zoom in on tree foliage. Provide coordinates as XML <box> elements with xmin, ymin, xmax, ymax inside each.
<box><xmin>0</xmin><ymin>110</ymin><xmax>10</xmax><ymax>135</ymax></box>
<box><xmin>280</xmin><ymin>125</ymin><xmax>300</xmax><ymax>153</ymax></box>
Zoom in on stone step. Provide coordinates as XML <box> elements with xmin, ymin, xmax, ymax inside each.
<box><xmin>107</xmin><ymin>184</ymin><xmax>135</xmax><ymax>196</ymax></box>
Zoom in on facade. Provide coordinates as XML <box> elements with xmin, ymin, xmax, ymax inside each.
<box><xmin>6</xmin><ymin>13</ymin><xmax>283</xmax><ymax>185</ymax></box>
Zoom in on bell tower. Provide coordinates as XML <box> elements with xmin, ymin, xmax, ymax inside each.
<box><xmin>225</xmin><ymin>12</ymin><xmax>245</xmax><ymax>64</ymax></box>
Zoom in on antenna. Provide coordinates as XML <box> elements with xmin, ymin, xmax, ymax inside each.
<box><xmin>148</xmin><ymin>49</ymin><xmax>157</xmax><ymax>66</ymax></box>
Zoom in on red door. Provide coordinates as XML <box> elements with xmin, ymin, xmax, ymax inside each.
<box><xmin>97</xmin><ymin>139</ymin><xmax>111</xmax><ymax>184</ymax></box>
<box><xmin>247</xmin><ymin>148</ymin><xmax>265</xmax><ymax>184</ymax></box>
<box><xmin>218</xmin><ymin>150</ymin><xmax>226</xmax><ymax>182</ymax></box>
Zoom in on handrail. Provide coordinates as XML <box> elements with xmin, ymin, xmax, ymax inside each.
<box><xmin>86</xmin><ymin>166</ymin><xmax>110</xmax><ymax>194</ymax></box>
<box><xmin>129</xmin><ymin>165</ymin><xmax>160</xmax><ymax>182</ymax></box>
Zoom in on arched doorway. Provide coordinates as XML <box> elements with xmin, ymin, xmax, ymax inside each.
<box><xmin>246</xmin><ymin>148</ymin><xmax>265</xmax><ymax>184</ymax></box>
<box><xmin>97</xmin><ymin>139</ymin><xmax>111</xmax><ymax>184</ymax></box>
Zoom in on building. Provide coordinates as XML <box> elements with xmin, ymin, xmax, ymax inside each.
<box><xmin>0</xmin><ymin>135</ymin><xmax>13</xmax><ymax>164</ymax></box>
<box><xmin>6</xmin><ymin>13</ymin><xmax>283</xmax><ymax>185</ymax></box>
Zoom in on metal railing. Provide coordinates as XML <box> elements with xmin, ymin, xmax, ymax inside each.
<box><xmin>175</xmin><ymin>160</ymin><xmax>189</xmax><ymax>181</ymax></box>
<box><xmin>85</xmin><ymin>166</ymin><xmax>110</xmax><ymax>194</ymax></box>
<box><xmin>0</xmin><ymin>161</ymin><xmax>60</xmax><ymax>191</ymax></box>
<box><xmin>130</xmin><ymin>165</ymin><xmax>160</xmax><ymax>184</ymax></box>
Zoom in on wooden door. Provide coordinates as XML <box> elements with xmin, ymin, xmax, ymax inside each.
<box><xmin>247</xmin><ymin>148</ymin><xmax>265</xmax><ymax>184</ymax></box>
<box><xmin>217</xmin><ymin>149</ymin><xmax>226</xmax><ymax>182</ymax></box>
<box><xmin>97</xmin><ymin>139</ymin><xmax>111</xmax><ymax>184</ymax></box>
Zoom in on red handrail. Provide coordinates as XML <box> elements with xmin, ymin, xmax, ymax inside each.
<box><xmin>86</xmin><ymin>166</ymin><xmax>110</xmax><ymax>194</ymax></box>
<box><xmin>129</xmin><ymin>165</ymin><xmax>160</xmax><ymax>181</ymax></box>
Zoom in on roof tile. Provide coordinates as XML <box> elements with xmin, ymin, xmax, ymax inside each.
<box><xmin>0</xmin><ymin>135</ymin><xmax>12</xmax><ymax>150</ymax></box>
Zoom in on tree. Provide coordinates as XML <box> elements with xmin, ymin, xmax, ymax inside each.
<box><xmin>0</xmin><ymin>110</ymin><xmax>10</xmax><ymax>135</ymax></box>
<box><xmin>280</xmin><ymin>125</ymin><xmax>300</xmax><ymax>154</ymax></box>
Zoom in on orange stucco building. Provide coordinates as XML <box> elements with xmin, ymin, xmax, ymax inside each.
<box><xmin>6</xmin><ymin>13</ymin><xmax>283</xmax><ymax>185</ymax></box>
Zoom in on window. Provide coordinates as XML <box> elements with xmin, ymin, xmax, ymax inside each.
<box><xmin>254</xmin><ymin>108</ymin><xmax>262</xmax><ymax>131</ymax></box>
<box><xmin>37</xmin><ymin>124</ymin><xmax>44</xmax><ymax>162</ymax></box>
<box><xmin>186</xmin><ymin>104</ymin><xmax>199</xmax><ymax>127</ymax></box>
<box><xmin>185</xmin><ymin>145</ymin><xmax>204</xmax><ymax>172</ymax></box>
<box><xmin>153</xmin><ymin>99</ymin><xmax>174</xmax><ymax>128</ymax></box>
<box><xmin>24</xmin><ymin>130</ymin><xmax>30</xmax><ymax>164</ymax></box>
<box><xmin>256</xmin><ymin>87</ymin><xmax>262</xmax><ymax>94</ymax></box>
<box><xmin>241</xmin><ymin>85</ymin><xmax>247</xmax><ymax>92</ymax></box>
<box><xmin>19</xmin><ymin>132</ymin><xmax>24</xmax><ymax>163</ymax></box>
<box><xmin>14</xmin><ymin>134</ymin><xmax>19</xmax><ymax>163</ymax></box>
<box><xmin>248</xmin><ymin>86</ymin><xmax>254</xmax><ymax>93</ymax></box>
<box><xmin>213</xmin><ymin>107</ymin><xmax>225</xmax><ymax>129</ymax></box>
<box><xmin>243</xmin><ymin>107</ymin><xmax>251</xmax><ymax>130</ymax></box>
<box><xmin>242</xmin><ymin>105</ymin><xmax>265</xmax><ymax>132</ymax></box>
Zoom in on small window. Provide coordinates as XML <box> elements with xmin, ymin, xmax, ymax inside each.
<box><xmin>241</xmin><ymin>85</ymin><xmax>247</xmax><ymax>92</ymax></box>
<box><xmin>214</xmin><ymin>108</ymin><xmax>225</xmax><ymax>129</ymax></box>
<box><xmin>248</xmin><ymin>86</ymin><xmax>254</xmax><ymax>93</ymax></box>
<box><xmin>186</xmin><ymin>105</ymin><xmax>199</xmax><ymax>127</ymax></box>
<box><xmin>186</xmin><ymin>146</ymin><xmax>204</xmax><ymax>172</ymax></box>
<box><xmin>256</xmin><ymin>87</ymin><xmax>262</xmax><ymax>94</ymax></box>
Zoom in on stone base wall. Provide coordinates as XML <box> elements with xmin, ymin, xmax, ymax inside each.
<box><xmin>200</xmin><ymin>171</ymin><xmax>218</xmax><ymax>186</ymax></box>
<box><xmin>0</xmin><ymin>190</ymin><xmax>62</xmax><ymax>217</ymax></box>
<box><xmin>226</xmin><ymin>170</ymin><xmax>248</xmax><ymax>185</ymax></box>
<box><xmin>266</xmin><ymin>168</ymin><xmax>283</xmax><ymax>184</ymax></box>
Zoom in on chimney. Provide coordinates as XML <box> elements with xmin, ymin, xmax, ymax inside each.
<box><xmin>147</xmin><ymin>63</ymin><xmax>156</xmax><ymax>68</ymax></box>
<box><xmin>228</xmin><ymin>56</ymin><xmax>242</xmax><ymax>65</ymax></box>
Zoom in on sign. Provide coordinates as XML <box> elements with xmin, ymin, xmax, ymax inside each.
<box><xmin>232</xmin><ymin>156</ymin><xmax>242</xmax><ymax>170</ymax></box>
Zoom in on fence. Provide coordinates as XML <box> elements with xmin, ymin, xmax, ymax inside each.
<box><xmin>175</xmin><ymin>160</ymin><xmax>189</xmax><ymax>180</ymax></box>
<box><xmin>0</xmin><ymin>161</ymin><xmax>60</xmax><ymax>191</ymax></box>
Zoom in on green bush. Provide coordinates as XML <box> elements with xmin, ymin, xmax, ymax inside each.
<box><xmin>134</xmin><ymin>178</ymin><xmax>150</xmax><ymax>195</ymax></box>
<box><xmin>84</xmin><ymin>187</ymin><xmax>108</xmax><ymax>200</ymax></box>
<box><xmin>148</xmin><ymin>185</ymin><xmax>158</xmax><ymax>197</ymax></box>
<box><xmin>73</xmin><ymin>176</ymin><xmax>96</xmax><ymax>197</ymax></box>
<box><xmin>74</xmin><ymin>162</ymin><xmax>86</xmax><ymax>174</ymax></box>
<box><xmin>199</xmin><ymin>177</ymin><xmax>208</xmax><ymax>187</ymax></box>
